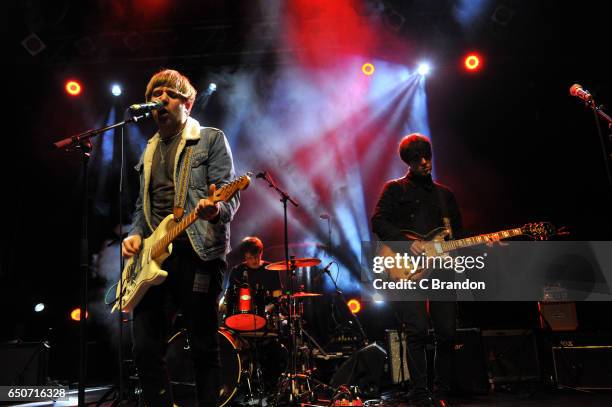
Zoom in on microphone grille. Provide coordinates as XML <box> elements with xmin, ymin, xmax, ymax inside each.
<box><xmin>569</xmin><ymin>83</ymin><xmax>582</xmax><ymax>96</ymax></box>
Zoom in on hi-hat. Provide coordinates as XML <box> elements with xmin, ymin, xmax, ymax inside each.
<box><xmin>265</xmin><ymin>258</ymin><xmax>321</xmax><ymax>271</ymax></box>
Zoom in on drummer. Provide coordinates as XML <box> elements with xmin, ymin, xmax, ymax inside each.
<box><xmin>227</xmin><ymin>236</ymin><xmax>283</xmax><ymax>303</ymax></box>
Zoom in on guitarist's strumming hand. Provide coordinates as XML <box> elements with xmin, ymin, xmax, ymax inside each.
<box><xmin>196</xmin><ymin>184</ymin><xmax>221</xmax><ymax>222</ymax></box>
<box><xmin>122</xmin><ymin>235</ymin><xmax>142</xmax><ymax>258</ymax></box>
<box><xmin>410</xmin><ymin>240</ymin><xmax>427</xmax><ymax>256</ymax></box>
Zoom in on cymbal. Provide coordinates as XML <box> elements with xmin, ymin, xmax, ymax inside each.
<box><xmin>265</xmin><ymin>257</ymin><xmax>321</xmax><ymax>271</ymax></box>
<box><xmin>283</xmin><ymin>291</ymin><xmax>323</xmax><ymax>299</ymax></box>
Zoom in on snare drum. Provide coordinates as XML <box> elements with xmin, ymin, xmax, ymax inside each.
<box><xmin>224</xmin><ymin>283</ymin><xmax>267</xmax><ymax>331</ymax></box>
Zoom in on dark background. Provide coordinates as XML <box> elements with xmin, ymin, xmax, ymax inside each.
<box><xmin>5</xmin><ymin>0</ymin><xmax>612</xmax><ymax>384</ymax></box>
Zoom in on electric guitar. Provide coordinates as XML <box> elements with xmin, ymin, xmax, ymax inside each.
<box><xmin>379</xmin><ymin>222</ymin><xmax>558</xmax><ymax>282</ymax></box>
<box><xmin>112</xmin><ymin>174</ymin><xmax>251</xmax><ymax>313</ymax></box>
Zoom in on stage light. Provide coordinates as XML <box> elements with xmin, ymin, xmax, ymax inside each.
<box><xmin>361</xmin><ymin>63</ymin><xmax>375</xmax><ymax>76</ymax></box>
<box><xmin>34</xmin><ymin>303</ymin><xmax>45</xmax><ymax>312</ymax></box>
<box><xmin>111</xmin><ymin>84</ymin><xmax>122</xmax><ymax>96</ymax></box>
<box><xmin>347</xmin><ymin>299</ymin><xmax>362</xmax><ymax>314</ymax></box>
<box><xmin>65</xmin><ymin>80</ymin><xmax>82</xmax><ymax>96</ymax></box>
<box><xmin>208</xmin><ymin>83</ymin><xmax>217</xmax><ymax>92</ymax></box>
<box><xmin>70</xmin><ymin>308</ymin><xmax>88</xmax><ymax>321</ymax></box>
<box><xmin>372</xmin><ymin>293</ymin><xmax>385</xmax><ymax>305</ymax></box>
<box><xmin>464</xmin><ymin>53</ymin><xmax>482</xmax><ymax>72</ymax></box>
<box><xmin>417</xmin><ymin>63</ymin><xmax>431</xmax><ymax>76</ymax></box>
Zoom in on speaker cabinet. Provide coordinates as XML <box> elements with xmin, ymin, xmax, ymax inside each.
<box><xmin>0</xmin><ymin>341</ymin><xmax>48</xmax><ymax>385</ymax></box>
<box><xmin>330</xmin><ymin>342</ymin><xmax>387</xmax><ymax>396</ymax></box>
<box><xmin>481</xmin><ymin>329</ymin><xmax>540</xmax><ymax>384</ymax></box>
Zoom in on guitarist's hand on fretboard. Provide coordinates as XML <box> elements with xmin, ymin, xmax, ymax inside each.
<box><xmin>196</xmin><ymin>184</ymin><xmax>221</xmax><ymax>221</ymax></box>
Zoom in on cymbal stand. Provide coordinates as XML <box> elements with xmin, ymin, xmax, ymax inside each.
<box><xmin>256</xmin><ymin>171</ymin><xmax>305</xmax><ymax>404</ymax></box>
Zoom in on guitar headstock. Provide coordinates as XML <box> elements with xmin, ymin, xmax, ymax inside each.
<box><xmin>213</xmin><ymin>173</ymin><xmax>251</xmax><ymax>203</ymax></box>
<box><xmin>521</xmin><ymin>222</ymin><xmax>557</xmax><ymax>241</ymax></box>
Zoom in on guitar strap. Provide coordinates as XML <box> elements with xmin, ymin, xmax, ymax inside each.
<box><xmin>173</xmin><ymin>145</ymin><xmax>194</xmax><ymax>221</ymax></box>
<box><xmin>436</xmin><ymin>187</ymin><xmax>454</xmax><ymax>239</ymax></box>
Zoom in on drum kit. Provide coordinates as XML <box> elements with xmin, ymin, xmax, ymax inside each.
<box><xmin>167</xmin><ymin>257</ymin><xmax>326</xmax><ymax>406</ymax></box>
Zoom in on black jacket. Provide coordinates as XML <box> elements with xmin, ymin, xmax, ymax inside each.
<box><xmin>371</xmin><ymin>172</ymin><xmax>463</xmax><ymax>241</ymax></box>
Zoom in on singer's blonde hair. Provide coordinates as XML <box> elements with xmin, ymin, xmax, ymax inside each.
<box><xmin>144</xmin><ymin>69</ymin><xmax>197</xmax><ymax>105</ymax></box>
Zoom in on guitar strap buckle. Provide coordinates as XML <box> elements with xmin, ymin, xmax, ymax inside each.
<box><xmin>173</xmin><ymin>207</ymin><xmax>184</xmax><ymax>222</ymax></box>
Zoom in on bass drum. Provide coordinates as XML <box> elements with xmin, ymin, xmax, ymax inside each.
<box><xmin>166</xmin><ymin>328</ymin><xmax>251</xmax><ymax>407</ymax></box>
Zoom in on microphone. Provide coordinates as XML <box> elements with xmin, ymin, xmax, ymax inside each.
<box><xmin>570</xmin><ymin>84</ymin><xmax>593</xmax><ymax>102</ymax></box>
<box><xmin>322</xmin><ymin>261</ymin><xmax>334</xmax><ymax>273</ymax></box>
<box><xmin>129</xmin><ymin>100</ymin><xmax>164</xmax><ymax>113</ymax></box>
<box><xmin>313</xmin><ymin>261</ymin><xmax>334</xmax><ymax>282</ymax></box>
<box><xmin>255</xmin><ymin>171</ymin><xmax>268</xmax><ymax>179</ymax></box>
<box><xmin>320</xmin><ymin>213</ymin><xmax>330</xmax><ymax>220</ymax></box>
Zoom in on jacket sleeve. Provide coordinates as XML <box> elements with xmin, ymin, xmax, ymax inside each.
<box><xmin>207</xmin><ymin>129</ymin><xmax>240</xmax><ymax>225</ymax></box>
<box><xmin>371</xmin><ymin>181</ymin><xmax>408</xmax><ymax>241</ymax></box>
<box><xmin>128</xmin><ymin>152</ymin><xmax>147</xmax><ymax>238</ymax></box>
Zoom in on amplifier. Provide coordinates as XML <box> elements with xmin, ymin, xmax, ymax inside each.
<box><xmin>451</xmin><ymin>328</ymin><xmax>488</xmax><ymax>394</ymax></box>
<box><xmin>481</xmin><ymin>329</ymin><xmax>540</xmax><ymax>384</ymax></box>
<box><xmin>552</xmin><ymin>345</ymin><xmax>612</xmax><ymax>389</ymax></box>
<box><xmin>538</xmin><ymin>302</ymin><xmax>578</xmax><ymax>331</ymax></box>
<box><xmin>0</xmin><ymin>341</ymin><xmax>48</xmax><ymax>385</ymax></box>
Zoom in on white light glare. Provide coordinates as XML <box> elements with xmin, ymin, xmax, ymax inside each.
<box><xmin>417</xmin><ymin>63</ymin><xmax>431</xmax><ymax>76</ymax></box>
<box><xmin>208</xmin><ymin>83</ymin><xmax>217</xmax><ymax>92</ymax></box>
<box><xmin>372</xmin><ymin>293</ymin><xmax>385</xmax><ymax>305</ymax></box>
<box><xmin>111</xmin><ymin>84</ymin><xmax>122</xmax><ymax>96</ymax></box>
<box><xmin>34</xmin><ymin>303</ymin><xmax>45</xmax><ymax>312</ymax></box>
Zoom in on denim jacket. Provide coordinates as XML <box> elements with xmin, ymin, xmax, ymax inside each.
<box><xmin>128</xmin><ymin>117</ymin><xmax>240</xmax><ymax>261</ymax></box>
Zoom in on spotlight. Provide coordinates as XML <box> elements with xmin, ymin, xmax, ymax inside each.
<box><xmin>65</xmin><ymin>80</ymin><xmax>82</xmax><ymax>96</ymax></box>
<box><xmin>70</xmin><ymin>308</ymin><xmax>88</xmax><ymax>321</ymax></box>
<box><xmin>34</xmin><ymin>303</ymin><xmax>45</xmax><ymax>313</ymax></box>
<box><xmin>361</xmin><ymin>63</ymin><xmax>375</xmax><ymax>76</ymax></box>
<box><xmin>208</xmin><ymin>83</ymin><xmax>217</xmax><ymax>93</ymax></box>
<box><xmin>111</xmin><ymin>84</ymin><xmax>122</xmax><ymax>96</ymax></box>
<box><xmin>372</xmin><ymin>293</ymin><xmax>385</xmax><ymax>305</ymax></box>
<box><xmin>417</xmin><ymin>63</ymin><xmax>431</xmax><ymax>76</ymax></box>
<box><xmin>347</xmin><ymin>299</ymin><xmax>362</xmax><ymax>314</ymax></box>
<box><xmin>464</xmin><ymin>53</ymin><xmax>482</xmax><ymax>72</ymax></box>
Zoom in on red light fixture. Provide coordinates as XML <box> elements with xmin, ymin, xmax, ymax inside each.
<box><xmin>65</xmin><ymin>80</ymin><xmax>82</xmax><ymax>96</ymax></box>
<box><xmin>464</xmin><ymin>53</ymin><xmax>482</xmax><ymax>72</ymax></box>
<box><xmin>347</xmin><ymin>299</ymin><xmax>362</xmax><ymax>314</ymax></box>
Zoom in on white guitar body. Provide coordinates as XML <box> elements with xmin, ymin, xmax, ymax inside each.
<box><xmin>111</xmin><ymin>173</ymin><xmax>252</xmax><ymax>314</ymax></box>
<box><xmin>112</xmin><ymin>214</ymin><xmax>175</xmax><ymax>313</ymax></box>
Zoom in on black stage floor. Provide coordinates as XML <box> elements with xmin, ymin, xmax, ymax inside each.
<box><xmin>12</xmin><ymin>386</ymin><xmax>612</xmax><ymax>407</ymax></box>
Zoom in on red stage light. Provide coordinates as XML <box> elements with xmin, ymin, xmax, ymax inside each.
<box><xmin>70</xmin><ymin>308</ymin><xmax>88</xmax><ymax>321</ymax></box>
<box><xmin>464</xmin><ymin>54</ymin><xmax>482</xmax><ymax>72</ymax></box>
<box><xmin>65</xmin><ymin>80</ymin><xmax>82</xmax><ymax>96</ymax></box>
<box><xmin>361</xmin><ymin>63</ymin><xmax>375</xmax><ymax>76</ymax></box>
<box><xmin>347</xmin><ymin>299</ymin><xmax>362</xmax><ymax>314</ymax></box>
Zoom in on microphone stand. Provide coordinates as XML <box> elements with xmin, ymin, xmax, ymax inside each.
<box><xmin>52</xmin><ymin>112</ymin><xmax>151</xmax><ymax>407</ymax></box>
<box><xmin>256</xmin><ymin>171</ymin><xmax>303</xmax><ymax>404</ymax></box>
<box><xmin>576</xmin><ymin>96</ymin><xmax>612</xmax><ymax>192</ymax></box>
<box><xmin>323</xmin><ymin>266</ymin><xmax>368</xmax><ymax>348</ymax></box>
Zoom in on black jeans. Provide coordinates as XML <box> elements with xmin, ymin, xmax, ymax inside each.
<box><xmin>394</xmin><ymin>300</ymin><xmax>456</xmax><ymax>398</ymax></box>
<box><xmin>132</xmin><ymin>243</ymin><xmax>224</xmax><ymax>407</ymax></box>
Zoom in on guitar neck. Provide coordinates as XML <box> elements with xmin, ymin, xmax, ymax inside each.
<box><xmin>439</xmin><ymin>227</ymin><xmax>523</xmax><ymax>252</ymax></box>
<box><xmin>151</xmin><ymin>210</ymin><xmax>199</xmax><ymax>259</ymax></box>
